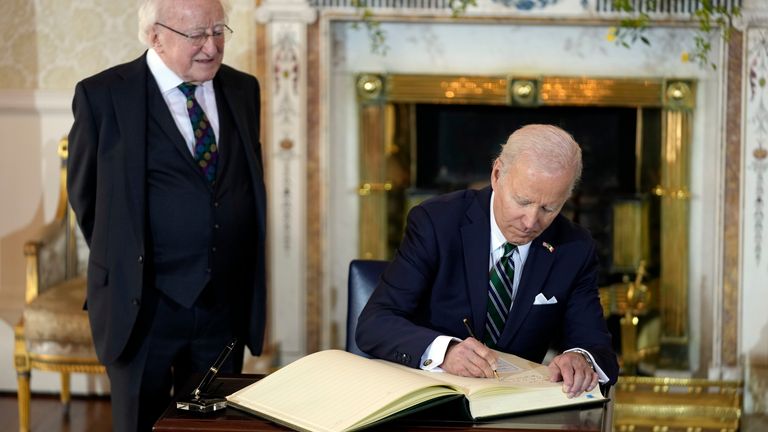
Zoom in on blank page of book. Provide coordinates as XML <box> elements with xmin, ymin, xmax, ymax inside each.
<box><xmin>226</xmin><ymin>350</ymin><xmax>457</xmax><ymax>432</ymax></box>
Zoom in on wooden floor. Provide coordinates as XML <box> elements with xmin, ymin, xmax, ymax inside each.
<box><xmin>0</xmin><ymin>392</ymin><xmax>112</xmax><ymax>432</ymax></box>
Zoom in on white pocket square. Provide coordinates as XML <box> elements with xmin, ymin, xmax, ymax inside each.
<box><xmin>533</xmin><ymin>293</ymin><xmax>558</xmax><ymax>305</ymax></box>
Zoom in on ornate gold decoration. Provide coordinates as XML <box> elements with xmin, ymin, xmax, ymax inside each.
<box><xmin>385</xmin><ymin>75</ymin><xmax>507</xmax><ymax>104</ymax></box>
<box><xmin>651</xmin><ymin>185</ymin><xmax>691</xmax><ymax>199</ymax></box>
<box><xmin>377</xmin><ymin>75</ymin><xmax>669</xmax><ymax>107</ymax></box>
<box><xmin>664</xmin><ymin>81</ymin><xmax>695</xmax><ymax>111</ymax></box>
<box><xmin>658</xmin><ymin>109</ymin><xmax>692</xmax><ymax>367</ymax></box>
<box><xmin>356</xmin><ymin>74</ymin><xmax>384</xmax><ymax>101</ymax></box>
<box><xmin>509</xmin><ymin>79</ymin><xmax>538</xmax><ymax>106</ymax></box>
<box><xmin>614</xmin><ymin>376</ymin><xmax>742</xmax><ymax>432</ymax></box>
<box><xmin>358</xmin><ymin>182</ymin><xmax>392</xmax><ymax>196</ymax></box>
<box><xmin>612</xmin><ymin>200</ymin><xmax>650</xmax><ymax>272</ymax></box>
<box><xmin>538</xmin><ymin>77</ymin><xmax>663</xmax><ymax>106</ymax></box>
<box><xmin>358</xmin><ymin>102</ymin><xmax>390</xmax><ymax>259</ymax></box>
<box><xmin>619</xmin><ymin>261</ymin><xmax>652</xmax><ymax>374</ymax></box>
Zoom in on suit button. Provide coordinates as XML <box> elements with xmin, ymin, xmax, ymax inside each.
<box><xmin>214</xmin><ymin>224</ymin><xmax>220</xmax><ymax>229</ymax></box>
<box><xmin>137</xmin><ymin>255</ymin><xmax>144</xmax><ymax>264</ymax></box>
<box><xmin>213</xmin><ymin>201</ymin><xmax>220</xmax><ymax>208</ymax></box>
<box><xmin>211</xmin><ymin>247</ymin><xmax>217</xmax><ymax>253</ymax></box>
<box><xmin>132</xmin><ymin>298</ymin><xmax>140</xmax><ymax>306</ymax></box>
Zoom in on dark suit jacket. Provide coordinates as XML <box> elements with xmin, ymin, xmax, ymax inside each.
<box><xmin>67</xmin><ymin>53</ymin><xmax>267</xmax><ymax>366</ymax></box>
<box><xmin>356</xmin><ymin>186</ymin><xmax>619</xmax><ymax>384</ymax></box>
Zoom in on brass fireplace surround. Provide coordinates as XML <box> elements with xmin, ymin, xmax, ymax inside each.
<box><xmin>355</xmin><ymin>73</ymin><xmax>694</xmax><ymax>371</ymax></box>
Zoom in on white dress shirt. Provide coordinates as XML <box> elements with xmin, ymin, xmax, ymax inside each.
<box><xmin>146</xmin><ymin>48</ymin><xmax>220</xmax><ymax>156</ymax></box>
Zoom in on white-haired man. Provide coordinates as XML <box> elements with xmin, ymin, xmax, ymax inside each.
<box><xmin>67</xmin><ymin>0</ymin><xmax>266</xmax><ymax>429</ymax></box>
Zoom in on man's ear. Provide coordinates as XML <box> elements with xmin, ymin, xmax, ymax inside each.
<box><xmin>150</xmin><ymin>30</ymin><xmax>162</xmax><ymax>51</ymax></box>
<box><xmin>490</xmin><ymin>159</ymin><xmax>502</xmax><ymax>188</ymax></box>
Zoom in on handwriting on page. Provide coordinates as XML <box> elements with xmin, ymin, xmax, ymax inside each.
<box><xmin>495</xmin><ymin>358</ymin><xmax>521</xmax><ymax>373</ymax></box>
<box><xmin>496</xmin><ymin>361</ymin><xmax>549</xmax><ymax>385</ymax></box>
<box><xmin>502</xmin><ymin>371</ymin><xmax>548</xmax><ymax>384</ymax></box>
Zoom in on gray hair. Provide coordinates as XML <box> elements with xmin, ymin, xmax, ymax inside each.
<box><xmin>496</xmin><ymin>124</ymin><xmax>582</xmax><ymax>195</ymax></box>
<box><xmin>137</xmin><ymin>0</ymin><xmax>232</xmax><ymax>47</ymax></box>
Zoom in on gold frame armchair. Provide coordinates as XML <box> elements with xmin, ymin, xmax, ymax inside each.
<box><xmin>13</xmin><ymin>138</ymin><xmax>105</xmax><ymax>432</ymax></box>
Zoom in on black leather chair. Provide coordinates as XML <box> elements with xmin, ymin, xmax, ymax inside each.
<box><xmin>346</xmin><ymin>259</ymin><xmax>389</xmax><ymax>357</ymax></box>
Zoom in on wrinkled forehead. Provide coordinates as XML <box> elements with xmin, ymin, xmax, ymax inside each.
<box><xmin>159</xmin><ymin>0</ymin><xmax>226</xmax><ymax>26</ymax></box>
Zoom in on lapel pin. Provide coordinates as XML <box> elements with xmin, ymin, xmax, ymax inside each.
<box><xmin>542</xmin><ymin>242</ymin><xmax>554</xmax><ymax>253</ymax></box>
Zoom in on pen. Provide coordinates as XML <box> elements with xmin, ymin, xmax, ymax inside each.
<box><xmin>462</xmin><ymin>318</ymin><xmax>500</xmax><ymax>380</ymax></box>
<box><xmin>192</xmin><ymin>338</ymin><xmax>238</xmax><ymax>400</ymax></box>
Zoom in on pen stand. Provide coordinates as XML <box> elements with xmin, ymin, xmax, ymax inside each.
<box><xmin>175</xmin><ymin>338</ymin><xmax>238</xmax><ymax>413</ymax></box>
<box><xmin>176</xmin><ymin>395</ymin><xmax>227</xmax><ymax>413</ymax></box>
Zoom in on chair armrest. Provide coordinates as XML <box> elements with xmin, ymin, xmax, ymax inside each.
<box><xmin>23</xmin><ymin>218</ymin><xmax>71</xmax><ymax>304</ymax></box>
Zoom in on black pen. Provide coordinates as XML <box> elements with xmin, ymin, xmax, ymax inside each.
<box><xmin>192</xmin><ymin>338</ymin><xmax>237</xmax><ymax>400</ymax></box>
<box><xmin>462</xmin><ymin>318</ymin><xmax>500</xmax><ymax>380</ymax></box>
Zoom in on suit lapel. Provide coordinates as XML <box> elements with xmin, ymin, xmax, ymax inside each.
<box><xmin>216</xmin><ymin>69</ymin><xmax>266</xmax><ymax>235</ymax></box>
<box><xmin>212</xmin><ymin>81</ymin><xmax>231</xmax><ymax>180</ymax></box>
<box><xmin>111</xmin><ymin>55</ymin><xmax>149</xmax><ymax>249</ymax></box>
<box><xmin>149</xmin><ymin>81</ymin><xmax>193</xmax><ymax>162</ymax></box>
<box><xmin>497</xmin><ymin>228</ymin><xmax>557</xmax><ymax>348</ymax></box>
<box><xmin>461</xmin><ymin>187</ymin><xmax>492</xmax><ymax>339</ymax></box>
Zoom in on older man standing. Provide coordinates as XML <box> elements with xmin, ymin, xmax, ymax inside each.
<box><xmin>67</xmin><ymin>0</ymin><xmax>266</xmax><ymax>429</ymax></box>
<box><xmin>357</xmin><ymin>124</ymin><xmax>619</xmax><ymax>397</ymax></box>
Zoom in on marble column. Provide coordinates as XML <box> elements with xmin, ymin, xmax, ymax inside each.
<box><xmin>255</xmin><ymin>0</ymin><xmax>317</xmax><ymax>364</ymax></box>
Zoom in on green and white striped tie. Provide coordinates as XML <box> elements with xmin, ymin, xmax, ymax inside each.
<box><xmin>484</xmin><ymin>242</ymin><xmax>517</xmax><ymax>346</ymax></box>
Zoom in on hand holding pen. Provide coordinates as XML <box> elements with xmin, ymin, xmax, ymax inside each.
<box><xmin>462</xmin><ymin>318</ymin><xmax>500</xmax><ymax>380</ymax></box>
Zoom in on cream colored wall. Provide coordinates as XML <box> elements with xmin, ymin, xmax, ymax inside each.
<box><xmin>0</xmin><ymin>0</ymin><xmax>259</xmax><ymax>394</ymax></box>
<box><xmin>0</xmin><ymin>0</ymin><xmax>255</xmax><ymax>91</ymax></box>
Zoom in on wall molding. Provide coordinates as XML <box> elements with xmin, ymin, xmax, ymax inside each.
<box><xmin>0</xmin><ymin>89</ymin><xmax>72</xmax><ymax>114</ymax></box>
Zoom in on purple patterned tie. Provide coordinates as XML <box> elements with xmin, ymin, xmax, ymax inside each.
<box><xmin>178</xmin><ymin>82</ymin><xmax>218</xmax><ymax>183</ymax></box>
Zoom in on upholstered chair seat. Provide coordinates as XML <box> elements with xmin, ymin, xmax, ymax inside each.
<box><xmin>22</xmin><ymin>277</ymin><xmax>95</xmax><ymax>359</ymax></box>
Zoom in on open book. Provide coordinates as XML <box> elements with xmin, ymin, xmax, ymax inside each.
<box><xmin>226</xmin><ymin>349</ymin><xmax>606</xmax><ymax>432</ymax></box>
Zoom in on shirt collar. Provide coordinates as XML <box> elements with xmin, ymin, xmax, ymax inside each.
<box><xmin>146</xmin><ymin>48</ymin><xmax>213</xmax><ymax>94</ymax></box>
<box><xmin>490</xmin><ymin>191</ymin><xmax>531</xmax><ymax>259</ymax></box>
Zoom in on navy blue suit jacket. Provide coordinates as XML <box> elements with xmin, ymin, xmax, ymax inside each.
<box><xmin>67</xmin><ymin>53</ymin><xmax>267</xmax><ymax>365</ymax></box>
<box><xmin>356</xmin><ymin>186</ymin><xmax>619</xmax><ymax>384</ymax></box>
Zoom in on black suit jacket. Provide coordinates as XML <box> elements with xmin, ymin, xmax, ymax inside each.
<box><xmin>356</xmin><ymin>187</ymin><xmax>619</xmax><ymax>384</ymax></box>
<box><xmin>67</xmin><ymin>53</ymin><xmax>267</xmax><ymax>365</ymax></box>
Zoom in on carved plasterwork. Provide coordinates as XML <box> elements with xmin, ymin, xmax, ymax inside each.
<box><xmin>258</xmin><ymin>0</ymin><xmax>316</xmax><ymax>363</ymax></box>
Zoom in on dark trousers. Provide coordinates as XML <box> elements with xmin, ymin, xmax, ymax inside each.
<box><xmin>106</xmin><ymin>287</ymin><xmax>243</xmax><ymax>432</ymax></box>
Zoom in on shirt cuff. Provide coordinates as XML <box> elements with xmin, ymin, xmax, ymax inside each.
<box><xmin>419</xmin><ymin>335</ymin><xmax>461</xmax><ymax>371</ymax></box>
<box><xmin>565</xmin><ymin>348</ymin><xmax>609</xmax><ymax>384</ymax></box>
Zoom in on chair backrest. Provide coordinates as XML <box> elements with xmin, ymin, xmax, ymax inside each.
<box><xmin>25</xmin><ymin>138</ymin><xmax>89</xmax><ymax>302</ymax></box>
<box><xmin>346</xmin><ymin>259</ymin><xmax>389</xmax><ymax>357</ymax></box>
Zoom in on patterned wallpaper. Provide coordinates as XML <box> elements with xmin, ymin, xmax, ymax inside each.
<box><xmin>0</xmin><ymin>0</ymin><xmax>256</xmax><ymax>91</ymax></box>
<box><xmin>0</xmin><ymin>0</ymin><xmax>38</xmax><ymax>89</ymax></box>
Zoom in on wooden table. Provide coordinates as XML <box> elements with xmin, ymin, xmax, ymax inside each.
<box><xmin>153</xmin><ymin>375</ymin><xmax>610</xmax><ymax>431</ymax></box>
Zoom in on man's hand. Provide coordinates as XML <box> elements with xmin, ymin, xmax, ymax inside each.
<box><xmin>547</xmin><ymin>352</ymin><xmax>598</xmax><ymax>398</ymax></box>
<box><xmin>441</xmin><ymin>338</ymin><xmax>498</xmax><ymax>378</ymax></box>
